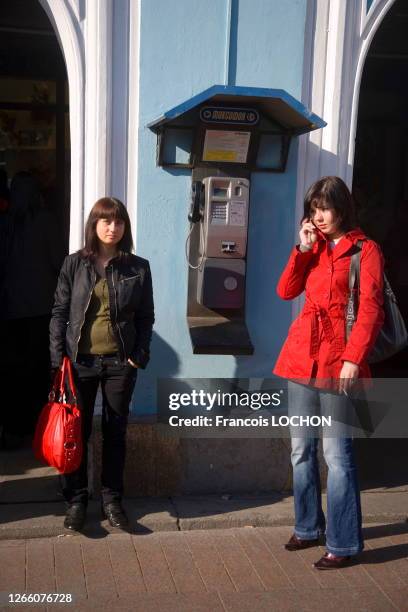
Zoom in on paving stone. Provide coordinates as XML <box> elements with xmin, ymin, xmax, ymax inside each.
<box><xmin>53</xmin><ymin>537</ymin><xmax>88</xmax><ymax>600</ymax></box>
<box><xmin>234</xmin><ymin>527</ymin><xmax>292</xmax><ymax>589</ymax></box>
<box><xmin>2</xmin><ymin>523</ymin><xmax>408</xmax><ymax>611</ymax></box>
<box><xmin>132</xmin><ymin>533</ymin><xmax>177</xmax><ymax>593</ymax></box>
<box><xmin>315</xmin><ymin>586</ymin><xmax>398</xmax><ymax>611</ymax></box>
<box><xmin>332</xmin><ymin>560</ymin><xmax>376</xmax><ymax>587</ymax></box>
<box><xmin>380</xmin><ymin>586</ymin><xmax>408</xmax><ymax>611</ymax></box>
<box><xmin>219</xmin><ymin>589</ymin><xmax>300</xmax><ymax>611</ymax></box>
<box><xmin>361</xmin><ymin>539</ymin><xmax>406</xmax><ymax>587</ymax></box>
<box><xmin>0</xmin><ymin>539</ymin><xmax>25</xmax><ymax>548</ymax></box>
<box><xmin>158</xmin><ymin>532</ymin><xmax>206</xmax><ymax>593</ymax></box>
<box><xmin>256</xmin><ymin>528</ymin><xmax>321</xmax><ymax>589</ymax></box>
<box><xmin>293</xmin><ymin>586</ymin><xmax>396</xmax><ymax>612</ymax></box>
<box><xmin>62</xmin><ymin>592</ymin><xmax>225</xmax><ymax>612</ymax></box>
<box><xmin>80</xmin><ymin>539</ymin><xmax>118</xmax><ymax>600</ymax></box>
<box><xmin>211</xmin><ymin>531</ymin><xmax>265</xmax><ymax>592</ymax></box>
<box><xmin>107</xmin><ymin>533</ymin><xmax>146</xmax><ymax>595</ymax></box>
<box><xmin>26</xmin><ymin>539</ymin><xmax>56</xmax><ymax>593</ymax></box>
<box><xmin>364</xmin><ymin>534</ymin><xmax>408</xmax><ymax>583</ymax></box>
<box><xmin>184</xmin><ymin>530</ymin><xmax>236</xmax><ymax>593</ymax></box>
<box><xmin>0</xmin><ymin>541</ymin><xmax>25</xmax><ymax>591</ymax></box>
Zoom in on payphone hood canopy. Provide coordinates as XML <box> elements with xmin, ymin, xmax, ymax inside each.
<box><xmin>147</xmin><ymin>85</ymin><xmax>326</xmax><ymax>135</ymax></box>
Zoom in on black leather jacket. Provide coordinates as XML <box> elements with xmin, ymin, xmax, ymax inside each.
<box><xmin>49</xmin><ymin>251</ymin><xmax>154</xmax><ymax>369</ymax></box>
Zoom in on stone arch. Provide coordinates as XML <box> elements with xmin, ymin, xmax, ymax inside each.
<box><xmin>38</xmin><ymin>0</ymin><xmax>85</xmax><ymax>251</ymax></box>
<box><xmin>345</xmin><ymin>0</ymin><xmax>397</xmax><ymax>185</ymax></box>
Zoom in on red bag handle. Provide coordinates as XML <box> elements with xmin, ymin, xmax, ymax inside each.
<box><xmin>61</xmin><ymin>357</ymin><xmax>77</xmax><ymax>403</ymax></box>
<box><xmin>50</xmin><ymin>357</ymin><xmax>77</xmax><ymax>404</ymax></box>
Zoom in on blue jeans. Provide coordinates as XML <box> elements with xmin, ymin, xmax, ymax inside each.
<box><xmin>288</xmin><ymin>381</ymin><xmax>363</xmax><ymax>556</ymax></box>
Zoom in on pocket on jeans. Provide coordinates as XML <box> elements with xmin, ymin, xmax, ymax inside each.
<box><xmin>125</xmin><ymin>363</ymin><xmax>138</xmax><ymax>378</ymax></box>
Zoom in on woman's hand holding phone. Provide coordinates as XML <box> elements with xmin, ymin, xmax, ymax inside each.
<box><xmin>299</xmin><ymin>219</ymin><xmax>318</xmax><ymax>249</ymax></box>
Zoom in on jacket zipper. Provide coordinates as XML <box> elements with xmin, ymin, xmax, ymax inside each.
<box><xmin>111</xmin><ymin>266</ymin><xmax>126</xmax><ymax>359</ymax></box>
<box><xmin>74</xmin><ymin>267</ymin><xmax>96</xmax><ymax>361</ymax></box>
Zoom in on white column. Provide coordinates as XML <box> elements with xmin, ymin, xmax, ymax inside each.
<box><xmin>126</xmin><ymin>0</ymin><xmax>141</xmax><ymax>247</ymax></box>
<box><xmin>84</xmin><ymin>0</ymin><xmax>114</xmax><ymax>216</ymax></box>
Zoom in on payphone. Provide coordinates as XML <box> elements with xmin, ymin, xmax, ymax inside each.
<box><xmin>148</xmin><ymin>85</ymin><xmax>325</xmax><ymax>354</ymax></box>
<box><xmin>188</xmin><ymin>176</ymin><xmax>249</xmax><ymax>309</ymax></box>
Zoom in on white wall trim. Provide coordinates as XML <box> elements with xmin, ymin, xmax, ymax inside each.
<box><xmin>84</xmin><ymin>0</ymin><xmax>114</xmax><ymax>216</ymax></box>
<box><xmin>293</xmin><ymin>0</ymin><xmax>396</xmax><ymax>321</ymax></box>
<box><xmin>345</xmin><ymin>0</ymin><xmax>397</xmax><ymax>185</ymax></box>
<box><xmin>126</xmin><ymin>0</ymin><xmax>141</xmax><ymax>248</ymax></box>
<box><xmin>38</xmin><ymin>0</ymin><xmax>85</xmax><ymax>252</ymax></box>
<box><xmin>297</xmin><ymin>0</ymin><xmax>397</xmax><ymax>193</ymax></box>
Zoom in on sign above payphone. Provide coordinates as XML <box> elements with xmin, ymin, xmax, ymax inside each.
<box><xmin>199</xmin><ymin>107</ymin><xmax>259</xmax><ymax>126</ymax></box>
<box><xmin>147</xmin><ymin>84</ymin><xmax>326</xmax><ymax>172</ymax></box>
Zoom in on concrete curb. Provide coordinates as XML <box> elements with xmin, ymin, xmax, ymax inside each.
<box><xmin>0</xmin><ymin>491</ymin><xmax>407</xmax><ymax>540</ymax></box>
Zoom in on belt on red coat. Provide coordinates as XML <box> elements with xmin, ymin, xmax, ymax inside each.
<box><xmin>302</xmin><ymin>303</ymin><xmax>345</xmax><ymax>361</ymax></box>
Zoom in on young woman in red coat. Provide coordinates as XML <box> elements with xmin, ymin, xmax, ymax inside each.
<box><xmin>274</xmin><ymin>176</ymin><xmax>384</xmax><ymax>569</ymax></box>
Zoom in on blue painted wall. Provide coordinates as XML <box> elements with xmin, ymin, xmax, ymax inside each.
<box><xmin>133</xmin><ymin>0</ymin><xmax>307</xmax><ymax>413</ymax></box>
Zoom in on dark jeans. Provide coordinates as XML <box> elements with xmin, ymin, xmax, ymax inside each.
<box><xmin>60</xmin><ymin>353</ymin><xmax>138</xmax><ymax>506</ymax></box>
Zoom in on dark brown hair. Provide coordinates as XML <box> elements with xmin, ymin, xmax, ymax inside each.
<box><xmin>81</xmin><ymin>197</ymin><xmax>133</xmax><ymax>258</ymax></box>
<box><xmin>302</xmin><ymin>176</ymin><xmax>356</xmax><ymax>233</ymax></box>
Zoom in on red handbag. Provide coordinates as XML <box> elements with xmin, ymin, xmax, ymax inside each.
<box><xmin>33</xmin><ymin>357</ymin><xmax>82</xmax><ymax>474</ymax></box>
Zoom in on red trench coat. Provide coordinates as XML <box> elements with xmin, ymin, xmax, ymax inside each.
<box><xmin>273</xmin><ymin>228</ymin><xmax>384</xmax><ymax>387</ymax></box>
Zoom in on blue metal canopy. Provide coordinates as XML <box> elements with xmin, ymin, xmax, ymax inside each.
<box><xmin>147</xmin><ymin>85</ymin><xmax>326</xmax><ymax>135</ymax></box>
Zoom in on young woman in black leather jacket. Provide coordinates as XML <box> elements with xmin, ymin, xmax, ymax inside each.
<box><xmin>50</xmin><ymin>197</ymin><xmax>154</xmax><ymax>531</ymax></box>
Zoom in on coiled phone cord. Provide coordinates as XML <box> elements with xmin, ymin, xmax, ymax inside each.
<box><xmin>185</xmin><ymin>221</ymin><xmax>205</xmax><ymax>270</ymax></box>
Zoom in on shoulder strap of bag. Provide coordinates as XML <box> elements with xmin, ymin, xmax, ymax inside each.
<box><xmin>349</xmin><ymin>239</ymin><xmax>362</xmax><ymax>293</ymax></box>
<box><xmin>346</xmin><ymin>239</ymin><xmax>363</xmax><ymax>339</ymax></box>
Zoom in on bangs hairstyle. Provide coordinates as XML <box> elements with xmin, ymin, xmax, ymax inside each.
<box><xmin>302</xmin><ymin>176</ymin><xmax>356</xmax><ymax>233</ymax></box>
<box><xmin>82</xmin><ymin>197</ymin><xmax>133</xmax><ymax>258</ymax></box>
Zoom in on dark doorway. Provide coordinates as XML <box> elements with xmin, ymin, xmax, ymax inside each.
<box><xmin>352</xmin><ymin>0</ymin><xmax>408</xmax><ymax>489</ymax></box>
<box><xmin>0</xmin><ymin>0</ymin><xmax>70</xmax><ymax>239</ymax></box>
<box><xmin>0</xmin><ymin>1</ymin><xmax>69</xmax><ymax>446</ymax></box>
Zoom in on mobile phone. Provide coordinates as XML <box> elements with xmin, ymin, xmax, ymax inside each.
<box><xmin>310</xmin><ymin>220</ymin><xmax>325</xmax><ymax>238</ymax></box>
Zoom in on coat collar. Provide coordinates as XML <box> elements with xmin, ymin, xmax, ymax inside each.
<box><xmin>313</xmin><ymin>227</ymin><xmax>367</xmax><ymax>261</ymax></box>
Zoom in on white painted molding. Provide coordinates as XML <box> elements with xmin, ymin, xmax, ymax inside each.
<box><xmin>297</xmin><ymin>0</ymin><xmax>397</xmax><ymax>191</ymax></box>
<box><xmin>111</xmin><ymin>0</ymin><xmax>130</xmax><ymax>203</ymax></box>
<box><xmin>84</xmin><ymin>0</ymin><xmax>114</xmax><ymax>215</ymax></box>
<box><xmin>38</xmin><ymin>0</ymin><xmax>85</xmax><ymax>252</ymax></box>
<box><xmin>345</xmin><ymin>0</ymin><xmax>397</xmax><ymax>186</ymax></box>
<box><xmin>293</xmin><ymin>0</ymin><xmax>396</xmax><ymax>321</ymax></box>
<box><xmin>126</xmin><ymin>0</ymin><xmax>141</xmax><ymax>248</ymax></box>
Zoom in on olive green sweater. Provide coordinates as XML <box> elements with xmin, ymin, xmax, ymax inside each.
<box><xmin>77</xmin><ymin>276</ymin><xmax>118</xmax><ymax>354</ymax></box>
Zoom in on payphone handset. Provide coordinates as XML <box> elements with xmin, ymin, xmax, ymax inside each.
<box><xmin>188</xmin><ymin>180</ymin><xmax>204</xmax><ymax>224</ymax></box>
<box><xmin>200</xmin><ymin>177</ymin><xmax>250</xmax><ymax>259</ymax></box>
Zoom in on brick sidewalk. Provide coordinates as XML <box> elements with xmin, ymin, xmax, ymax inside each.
<box><xmin>1</xmin><ymin>524</ymin><xmax>408</xmax><ymax>611</ymax></box>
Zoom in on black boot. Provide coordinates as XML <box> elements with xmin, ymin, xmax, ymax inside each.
<box><xmin>64</xmin><ymin>503</ymin><xmax>87</xmax><ymax>531</ymax></box>
<box><xmin>102</xmin><ymin>502</ymin><xmax>129</xmax><ymax>529</ymax></box>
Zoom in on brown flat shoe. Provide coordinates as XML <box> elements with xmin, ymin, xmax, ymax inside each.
<box><xmin>284</xmin><ymin>533</ymin><xmax>320</xmax><ymax>551</ymax></box>
<box><xmin>314</xmin><ymin>552</ymin><xmax>353</xmax><ymax>570</ymax></box>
